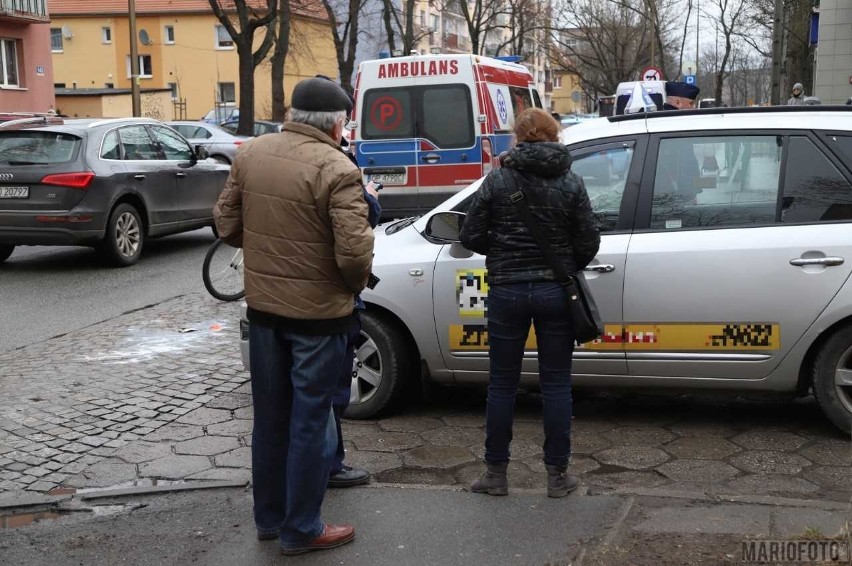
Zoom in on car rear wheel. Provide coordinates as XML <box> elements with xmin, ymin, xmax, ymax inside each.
<box><xmin>812</xmin><ymin>324</ymin><xmax>852</xmax><ymax>435</ymax></box>
<box><xmin>0</xmin><ymin>244</ymin><xmax>14</xmax><ymax>263</ymax></box>
<box><xmin>344</xmin><ymin>311</ymin><xmax>411</xmax><ymax>419</ymax></box>
<box><xmin>99</xmin><ymin>203</ymin><xmax>144</xmax><ymax>267</ymax></box>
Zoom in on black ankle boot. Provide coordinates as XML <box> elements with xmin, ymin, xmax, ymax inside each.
<box><xmin>470</xmin><ymin>462</ymin><xmax>508</xmax><ymax>496</ymax></box>
<box><xmin>545</xmin><ymin>464</ymin><xmax>579</xmax><ymax>498</ymax></box>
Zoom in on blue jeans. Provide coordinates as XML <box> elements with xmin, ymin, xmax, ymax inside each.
<box><xmin>249</xmin><ymin>322</ymin><xmax>346</xmax><ymax>548</ymax></box>
<box><xmin>331</xmin><ymin>312</ymin><xmax>363</xmax><ymax>475</ymax></box>
<box><xmin>485</xmin><ymin>282</ymin><xmax>575</xmax><ymax>467</ymax></box>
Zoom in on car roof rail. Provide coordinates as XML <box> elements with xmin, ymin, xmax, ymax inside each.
<box><xmin>608</xmin><ymin>104</ymin><xmax>852</xmax><ymax>123</ymax></box>
<box><xmin>0</xmin><ymin>115</ymin><xmax>64</xmax><ymax>130</ymax></box>
<box><xmin>87</xmin><ymin>117</ymin><xmax>159</xmax><ymax>128</ymax></box>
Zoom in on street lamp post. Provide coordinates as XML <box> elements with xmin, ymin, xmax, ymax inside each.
<box><xmin>128</xmin><ymin>0</ymin><xmax>141</xmax><ymax>117</ymax></box>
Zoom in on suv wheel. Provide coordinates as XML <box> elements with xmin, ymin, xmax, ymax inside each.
<box><xmin>344</xmin><ymin>311</ymin><xmax>410</xmax><ymax>419</ymax></box>
<box><xmin>0</xmin><ymin>244</ymin><xmax>14</xmax><ymax>264</ymax></box>
<box><xmin>99</xmin><ymin>203</ymin><xmax>144</xmax><ymax>267</ymax></box>
<box><xmin>812</xmin><ymin>324</ymin><xmax>852</xmax><ymax>435</ymax></box>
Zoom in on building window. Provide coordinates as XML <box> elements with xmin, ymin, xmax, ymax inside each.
<box><xmin>164</xmin><ymin>25</ymin><xmax>175</xmax><ymax>44</ymax></box>
<box><xmin>168</xmin><ymin>82</ymin><xmax>178</xmax><ymax>100</ymax></box>
<box><xmin>218</xmin><ymin>82</ymin><xmax>236</xmax><ymax>103</ymax></box>
<box><xmin>105</xmin><ymin>82</ymin><xmax>114</xmax><ymax>89</ymax></box>
<box><xmin>50</xmin><ymin>28</ymin><xmax>63</xmax><ymax>52</ymax></box>
<box><xmin>126</xmin><ymin>54</ymin><xmax>153</xmax><ymax>78</ymax></box>
<box><xmin>0</xmin><ymin>39</ymin><xmax>19</xmax><ymax>87</ymax></box>
<box><xmin>553</xmin><ymin>75</ymin><xmax>562</xmax><ymax>89</ymax></box>
<box><xmin>54</xmin><ymin>82</ymin><xmax>67</xmax><ymax>88</ymax></box>
<box><xmin>215</xmin><ymin>25</ymin><xmax>233</xmax><ymax>49</ymax></box>
<box><xmin>102</xmin><ymin>27</ymin><xmax>112</xmax><ymax>44</ymax></box>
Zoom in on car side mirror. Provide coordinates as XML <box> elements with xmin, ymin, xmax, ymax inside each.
<box><xmin>424</xmin><ymin>211</ymin><xmax>466</xmax><ymax>243</ymax></box>
<box><xmin>194</xmin><ymin>145</ymin><xmax>210</xmax><ymax>161</ymax></box>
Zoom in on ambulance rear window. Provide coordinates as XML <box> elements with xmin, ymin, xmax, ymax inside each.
<box><xmin>421</xmin><ymin>85</ymin><xmax>473</xmax><ymax>148</ymax></box>
<box><xmin>362</xmin><ymin>88</ymin><xmax>415</xmax><ymax>140</ymax></box>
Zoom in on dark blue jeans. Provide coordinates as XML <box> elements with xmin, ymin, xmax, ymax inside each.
<box><xmin>485</xmin><ymin>282</ymin><xmax>575</xmax><ymax>467</ymax></box>
<box><xmin>249</xmin><ymin>322</ymin><xmax>346</xmax><ymax>548</ymax></box>
<box><xmin>331</xmin><ymin>311</ymin><xmax>363</xmax><ymax>475</ymax></box>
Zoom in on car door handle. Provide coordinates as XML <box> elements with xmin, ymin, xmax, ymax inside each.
<box><xmin>175</xmin><ymin>172</ymin><xmax>187</xmax><ymax>178</ymax></box>
<box><xmin>133</xmin><ymin>174</ymin><xmax>146</xmax><ymax>181</ymax></box>
<box><xmin>421</xmin><ymin>153</ymin><xmax>441</xmax><ymax>164</ymax></box>
<box><xmin>790</xmin><ymin>257</ymin><xmax>845</xmax><ymax>267</ymax></box>
<box><xmin>584</xmin><ymin>264</ymin><xmax>615</xmax><ymax>273</ymax></box>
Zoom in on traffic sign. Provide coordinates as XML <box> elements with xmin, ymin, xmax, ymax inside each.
<box><xmin>685</xmin><ymin>74</ymin><xmax>696</xmax><ymax>85</ymax></box>
<box><xmin>641</xmin><ymin>66</ymin><xmax>663</xmax><ymax>82</ymax></box>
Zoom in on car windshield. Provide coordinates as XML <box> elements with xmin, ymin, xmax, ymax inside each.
<box><xmin>0</xmin><ymin>131</ymin><xmax>80</xmax><ymax>164</ymax></box>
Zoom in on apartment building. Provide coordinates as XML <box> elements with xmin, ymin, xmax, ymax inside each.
<box><xmin>0</xmin><ymin>0</ymin><xmax>55</xmax><ymax>113</ymax></box>
<box><xmin>49</xmin><ymin>0</ymin><xmax>337</xmax><ymax>120</ymax></box>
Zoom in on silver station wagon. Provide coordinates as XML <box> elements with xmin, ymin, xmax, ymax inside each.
<box><xmin>240</xmin><ymin>106</ymin><xmax>852</xmax><ymax>433</ymax></box>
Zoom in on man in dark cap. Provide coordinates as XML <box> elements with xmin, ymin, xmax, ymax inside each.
<box><xmin>313</xmin><ymin>75</ymin><xmax>378</xmax><ymax>491</ymax></box>
<box><xmin>214</xmin><ymin>76</ymin><xmax>374</xmax><ymax>556</ymax></box>
<box><xmin>663</xmin><ymin>81</ymin><xmax>700</xmax><ymax>110</ymax></box>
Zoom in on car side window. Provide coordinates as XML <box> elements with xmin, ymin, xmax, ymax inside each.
<box><xmin>570</xmin><ymin>144</ymin><xmax>635</xmax><ymax>232</ymax></box>
<box><xmin>781</xmin><ymin>136</ymin><xmax>852</xmax><ymax>223</ymax></box>
<box><xmin>650</xmin><ymin>135</ymin><xmax>781</xmax><ymax>230</ymax></box>
<box><xmin>119</xmin><ymin>125</ymin><xmax>161</xmax><ymax>160</ymax></box>
<box><xmin>150</xmin><ymin>126</ymin><xmax>193</xmax><ymax>161</ymax></box>
<box><xmin>100</xmin><ymin>130</ymin><xmax>122</xmax><ymax>160</ymax></box>
<box><xmin>822</xmin><ymin>134</ymin><xmax>852</xmax><ymax>171</ymax></box>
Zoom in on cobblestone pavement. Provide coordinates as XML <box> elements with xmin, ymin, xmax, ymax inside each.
<box><xmin>1</xmin><ymin>292</ymin><xmax>849</xmax><ymax>503</ymax></box>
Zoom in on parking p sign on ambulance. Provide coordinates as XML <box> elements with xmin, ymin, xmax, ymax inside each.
<box><xmin>641</xmin><ymin>66</ymin><xmax>663</xmax><ymax>82</ymax></box>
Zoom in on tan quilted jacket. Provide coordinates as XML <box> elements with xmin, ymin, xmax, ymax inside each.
<box><xmin>213</xmin><ymin>122</ymin><xmax>374</xmax><ymax>320</ymax></box>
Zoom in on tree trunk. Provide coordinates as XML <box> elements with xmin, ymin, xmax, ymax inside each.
<box><xmin>382</xmin><ymin>0</ymin><xmax>396</xmax><ymax>53</ymax></box>
<box><xmin>237</xmin><ymin>42</ymin><xmax>256</xmax><ymax>136</ymax></box>
<box><xmin>271</xmin><ymin>0</ymin><xmax>291</xmax><ymax>122</ymax></box>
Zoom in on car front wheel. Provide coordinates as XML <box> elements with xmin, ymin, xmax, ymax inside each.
<box><xmin>99</xmin><ymin>203</ymin><xmax>144</xmax><ymax>267</ymax></box>
<box><xmin>0</xmin><ymin>244</ymin><xmax>14</xmax><ymax>264</ymax></box>
<box><xmin>344</xmin><ymin>311</ymin><xmax>411</xmax><ymax>419</ymax></box>
<box><xmin>812</xmin><ymin>324</ymin><xmax>852</xmax><ymax>435</ymax></box>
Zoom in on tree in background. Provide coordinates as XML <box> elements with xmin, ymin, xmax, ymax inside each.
<box><xmin>381</xmin><ymin>0</ymin><xmax>423</xmax><ymax>54</ymax></box>
<box><xmin>208</xmin><ymin>0</ymin><xmax>278</xmax><ymax>135</ymax></box>
<box><xmin>322</xmin><ymin>0</ymin><xmax>369</xmax><ymax>92</ymax></box>
<box><xmin>745</xmin><ymin>0</ymin><xmax>815</xmax><ymax>95</ymax></box>
<box><xmin>270</xmin><ymin>0</ymin><xmax>292</xmax><ymax>122</ymax></box>
<box><xmin>705</xmin><ymin>0</ymin><xmax>750</xmax><ymax>104</ymax></box>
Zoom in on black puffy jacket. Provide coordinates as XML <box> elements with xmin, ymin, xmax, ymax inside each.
<box><xmin>459</xmin><ymin>142</ymin><xmax>601</xmax><ymax>286</ymax></box>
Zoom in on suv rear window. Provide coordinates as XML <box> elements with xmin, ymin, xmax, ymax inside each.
<box><xmin>0</xmin><ymin>131</ymin><xmax>80</xmax><ymax>164</ymax></box>
<box><xmin>361</xmin><ymin>85</ymin><xmax>473</xmax><ymax>148</ymax></box>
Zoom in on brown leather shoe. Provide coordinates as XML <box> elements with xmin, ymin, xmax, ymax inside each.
<box><xmin>280</xmin><ymin>523</ymin><xmax>355</xmax><ymax>556</ymax></box>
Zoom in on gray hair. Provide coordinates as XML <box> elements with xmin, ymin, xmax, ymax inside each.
<box><xmin>288</xmin><ymin>108</ymin><xmax>347</xmax><ymax>133</ymax></box>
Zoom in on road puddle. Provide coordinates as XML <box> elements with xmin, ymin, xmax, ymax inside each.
<box><xmin>0</xmin><ymin>509</ymin><xmax>66</xmax><ymax>528</ymax></box>
<box><xmin>80</xmin><ymin>321</ymin><xmax>230</xmax><ymax>364</ymax></box>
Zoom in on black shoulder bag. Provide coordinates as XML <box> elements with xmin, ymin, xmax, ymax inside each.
<box><xmin>504</xmin><ymin>169</ymin><xmax>603</xmax><ymax>345</ymax></box>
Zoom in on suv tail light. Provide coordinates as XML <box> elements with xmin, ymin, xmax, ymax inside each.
<box><xmin>41</xmin><ymin>172</ymin><xmax>95</xmax><ymax>190</ymax></box>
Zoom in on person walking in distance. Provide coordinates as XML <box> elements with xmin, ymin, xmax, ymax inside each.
<box><xmin>787</xmin><ymin>83</ymin><xmax>806</xmax><ymax>105</ymax></box>
<box><xmin>460</xmin><ymin>109</ymin><xmax>600</xmax><ymax>498</ymax></box>
<box><xmin>213</xmin><ymin>77</ymin><xmax>374</xmax><ymax>555</ymax></box>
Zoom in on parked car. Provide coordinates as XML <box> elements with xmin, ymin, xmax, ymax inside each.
<box><xmin>0</xmin><ymin>117</ymin><xmax>230</xmax><ymax>266</ymax></box>
<box><xmin>166</xmin><ymin>121</ymin><xmax>249</xmax><ymax>164</ymax></box>
<box><xmin>201</xmin><ymin>104</ymin><xmax>239</xmax><ymax>125</ymax></box>
<box><xmin>220</xmin><ymin>119</ymin><xmax>282</xmax><ymax>137</ymax></box>
<box><xmin>239</xmin><ymin>106</ymin><xmax>852</xmax><ymax>433</ymax></box>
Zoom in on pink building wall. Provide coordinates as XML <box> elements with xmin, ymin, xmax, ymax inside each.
<box><xmin>0</xmin><ymin>21</ymin><xmax>55</xmax><ymax>112</ymax></box>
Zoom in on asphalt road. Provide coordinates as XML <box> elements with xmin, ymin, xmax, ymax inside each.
<box><xmin>0</xmin><ymin>228</ymin><xmax>217</xmax><ymax>352</ymax></box>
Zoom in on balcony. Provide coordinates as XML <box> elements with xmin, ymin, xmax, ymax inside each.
<box><xmin>444</xmin><ymin>33</ymin><xmax>470</xmax><ymax>53</ymax></box>
<box><xmin>0</xmin><ymin>0</ymin><xmax>49</xmax><ymax>23</ymax></box>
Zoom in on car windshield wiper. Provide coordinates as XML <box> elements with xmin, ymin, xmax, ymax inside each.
<box><xmin>385</xmin><ymin>216</ymin><xmax>419</xmax><ymax>235</ymax></box>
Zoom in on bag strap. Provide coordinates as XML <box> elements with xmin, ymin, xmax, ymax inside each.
<box><xmin>503</xmin><ymin>169</ymin><xmax>574</xmax><ymax>286</ymax></box>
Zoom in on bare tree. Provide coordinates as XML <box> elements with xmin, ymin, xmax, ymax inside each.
<box><xmin>323</xmin><ymin>0</ymin><xmax>368</xmax><ymax>92</ymax></box>
<box><xmin>551</xmin><ymin>0</ymin><xmax>652</xmax><ymax>102</ymax></box>
<box><xmin>208</xmin><ymin>0</ymin><xmax>278</xmax><ymax>135</ymax></box>
<box><xmin>270</xmin><ymin>0</ymin><xmax>292</xmax><ymax>122</ymax></box>
<box><xmin>705</xmin><ymin>0</ymin><xmax>750</xmax><ymax>103</ymax></box>
<box><xmin>381</xmin><ymin>0</ymin><xmax>422</xmax><ymax>54</ymax></box>
<box><xmin>745</xmin><ymin>0</ymin><xmax>813</xmax><ymax>94</ymax></box>
<box><xmin>443</xmin><ymin>0</ymin><xmax>506</xmax><ymax>55</ymax></box>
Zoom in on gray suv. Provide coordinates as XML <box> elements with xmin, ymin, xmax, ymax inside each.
<box><xmin>240</xmin><ymin>106</ymin><xmax>852</xmax><ymax>433</ymax></box>
<box><xmin>0</xmin><ymin>117</ymin><xmax>229</xmax><ymax>266</ymax></box>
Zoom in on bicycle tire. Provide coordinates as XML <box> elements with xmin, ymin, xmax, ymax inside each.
<box><xmin>202</xmin><ymin>239</ymin><xmax>246</xmax><ymax>302</ymax></box>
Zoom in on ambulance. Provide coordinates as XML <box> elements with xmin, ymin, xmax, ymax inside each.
<box><xmin>350</xmin><ymin>54</ymin><xmax>544</xmax><ymax>216</ymax></box>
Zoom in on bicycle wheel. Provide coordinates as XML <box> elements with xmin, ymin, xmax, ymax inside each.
<box><xmin>202</xmin><ymin>239</ymin><xmax>245</xmax><ymax>301</ymax></box>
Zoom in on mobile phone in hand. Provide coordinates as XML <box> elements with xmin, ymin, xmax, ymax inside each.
<box><xmin>373</xmin><ymin>182</ymin><xmax>384</xmax><ymax>192</ymax></box>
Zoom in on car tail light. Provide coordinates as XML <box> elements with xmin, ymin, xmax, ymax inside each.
<box><xmin>482</xmin><ymin>138</ymin><xmax>494</xmax><ymax>174</ymax></box>
<box><xmin>234</xmin><ymin>141</ymin><xmax>243</xmax><ymax>146</ymax></box>
<box><xmin>41</xmin><ymin>172</ymin><xmax>95</xmax><ymax>190</ymax></box>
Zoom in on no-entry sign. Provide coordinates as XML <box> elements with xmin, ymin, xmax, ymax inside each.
<box><xmin>642</xmin><ymin>66</ymin><xmax>663</xmax><ymax>82</ymax></box>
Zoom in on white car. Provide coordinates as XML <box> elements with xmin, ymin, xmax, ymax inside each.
<box><xmin>241</xmin><ymin>106</ymin><xmax>852</xmax><ymax>433</ymax></box>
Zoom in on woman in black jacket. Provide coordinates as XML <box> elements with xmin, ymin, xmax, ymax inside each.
<box><xmin>459</xmin><ymin>108</ymin><xmax>600</xmax><ymax>498</ymax></box>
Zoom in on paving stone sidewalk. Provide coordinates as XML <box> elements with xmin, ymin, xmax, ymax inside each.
<box><xmin>1</xmin><ymin>292</ymin><xmax>850</xmax><ymax>505</ymax></box>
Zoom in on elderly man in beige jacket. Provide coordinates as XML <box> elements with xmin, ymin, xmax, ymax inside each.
<box><xmin>214</xmin><ymin>77</ymin><xmax>373</xmax><ymax>556</ymax></box>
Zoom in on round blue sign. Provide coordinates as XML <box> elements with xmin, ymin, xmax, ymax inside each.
<box><xmin>496</xmin><ymin>90</ymin><xmax>508</xmax><ymax>124</ymax></box>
